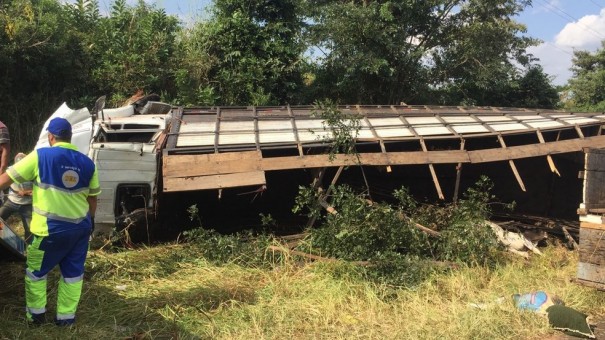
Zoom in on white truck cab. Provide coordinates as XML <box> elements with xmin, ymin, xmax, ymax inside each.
<box><xmin>36</xmin><ymin>98</ymin><xmax>172</xmax><ymax>234</ymax></box>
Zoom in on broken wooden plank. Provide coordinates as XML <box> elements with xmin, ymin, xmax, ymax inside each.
<box><xmin>163</xmin><ymin>171</ymin><xmax>266</xmax><ymax>192</ymax></box>
<box><xmin>575</xmin><ymin>124</ymin><xmax>585</xmax><ymax>139</ymax></box>
<box><xmin>498</xmin><ymin>135</ymin><xmax>526</xmax><ymax>192</ymax></box>
<box><xmin>420</xmin><ymin>137</ymin><xmax>445</xmax><ymax>200</ymax></box>
<box><xmin>562</xmin><ymin>226</ymin><xmax>579</xmax><ymax>250</ymax></box>
<box><xmin>536</xmin><ymin>130</ymin><xmax>561</xmax><ymax>176</ymax></box>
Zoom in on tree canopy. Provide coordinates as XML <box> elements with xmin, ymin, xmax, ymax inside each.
<box><xmin>565</xmin><ymin>42</ymin><xmax>605</xmax><ymax>111</ymax></box>
<box><xmin>0</xmin><ymin>0</ymin><xmax>566</xmax><ymax>153</ymax></box>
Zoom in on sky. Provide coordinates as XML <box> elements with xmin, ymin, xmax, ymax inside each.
<box><xmin>518</xmin><ymin>0</ymin><xmax>605</xmax><ymax>86</ymax></box>
<box><xmin>93</xmin><ymin>0</ymin><xmax>605</xmax><ymax>86</ymax></box>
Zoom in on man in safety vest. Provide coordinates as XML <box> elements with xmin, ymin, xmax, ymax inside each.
<box><xmin>0</xmin><ymin>117</ymin><xmax>100</xmax><ymax>326</ymax></box>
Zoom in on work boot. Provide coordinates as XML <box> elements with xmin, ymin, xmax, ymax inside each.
<box><xmin>27</xmin><ymin>312</ymin><xmax>46</xmax><ymax>325</ymax></box>
<box><xmin>54</xmin><ymin>317</ymin><xmax>75</xmax><ymax>327</ymax></box>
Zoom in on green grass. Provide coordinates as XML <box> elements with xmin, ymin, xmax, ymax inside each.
<box><xmin>1</xmin><ymin>240</ymin><xmax>604</xmax><ymax>340</ymax></box>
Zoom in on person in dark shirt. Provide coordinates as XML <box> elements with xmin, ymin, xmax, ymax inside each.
<box><xmin>0</xmin><ymin>153</ymin><xmax>33</xmax><ymax>243</ymax></box>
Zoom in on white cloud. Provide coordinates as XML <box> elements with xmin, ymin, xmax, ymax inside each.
<box><xmin>527</xmin><ymin>42</ymin><xmax>575</xmax><ymax>86</ymax></box>
<box><xmin>555</xmin><ymin>8</ymin><xmax>605</xmax><ymax>49</ymax></box>
<box><xmin>529</xmin><ymin>9</ymin><xmax>605</xmax><ymax>86</ymax></box>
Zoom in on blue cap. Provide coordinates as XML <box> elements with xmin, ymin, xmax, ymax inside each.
<box><xmin>47</xmin><ymin>117</ymin><xmax>72</xmax><ymax>138</ymax></box>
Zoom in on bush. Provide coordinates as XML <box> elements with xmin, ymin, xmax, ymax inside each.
<box><xmin>294</xmin><ymin>176</ymin><xmax>507</xmax><ymax>285</ymax></box>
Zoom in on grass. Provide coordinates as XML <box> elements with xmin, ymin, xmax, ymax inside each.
<box><xmin>1</xmin><ymin>238</ymin><xmax>605</xmax><ymax>340</ymax></box>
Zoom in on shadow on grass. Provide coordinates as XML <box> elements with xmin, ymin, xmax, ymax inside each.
<box><xmin>0</xmin><ymin>259</ymin><xmax>235</xmax><ymax>339</ymax></box>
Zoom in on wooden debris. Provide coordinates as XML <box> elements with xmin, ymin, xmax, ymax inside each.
<box><xmin>561</xmin><ymin>226</ymin><xmax>579</xmax><ymax>250</ymax></box>
<box><xmin>491</xmin><ymin>212</ymin><xmax>579</xmax><ymax>242</ymax></box>
<box><xmin>487</xmin><ymin>221</ymin><xmax>542</xmax><ymax>258</ymax></box>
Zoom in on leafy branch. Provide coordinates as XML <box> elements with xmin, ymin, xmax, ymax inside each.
<box><xmin>311</xmin><ymin>99</ymin><xmax>361</xmax><ymax>161</ymax></box>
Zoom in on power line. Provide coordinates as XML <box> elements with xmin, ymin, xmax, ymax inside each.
<box><xmin>589</xmin><ymin>0</ymin><xmax>603</xmax><ymax>10</ymax></box>
<box><xmin>537</xmin><ymin>0</ymin><xmax>605</xmax><ymax>41</ymax></box>
<box><xmin>543</xmin><ymin>41</ymin><xmax>575</xmax><ymax>57</ymax></box>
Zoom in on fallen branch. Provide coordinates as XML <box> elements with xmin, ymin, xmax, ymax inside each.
<box><xmin>561</xmin><ymin>226</ymin><xmax>579</xmax><ymax>250</ymax></box>
<box><xmin>267</xmin><ymin>245</ymin><xmax>370</xmax><ymax>266</ymax></box>
<box><xmin>363</xmin><ymin>199</ymin><xmax>441</xmax><ymax>237</ymax></box>
<box><xmin>267</xmin><ymin>246</ymin><xmax>459</xmax><ymax>269</ymax></box>
<box><xmin>396</xmin><ymin>212</ymin><xmax>441</xmax><ymax>237</ymax></box>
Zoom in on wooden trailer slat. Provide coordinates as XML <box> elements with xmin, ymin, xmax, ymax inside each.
<box><xmin>163</xmin><ymin>171</ymin><xmax>266</xmax><ymax>192</ymax></box>
<box><xmin>162</xmin><ymin>134</ymin><xmax>605</xmax><ymax>181</ymax></box>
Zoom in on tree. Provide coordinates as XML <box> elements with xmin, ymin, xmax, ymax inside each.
<box><xmin>566</xmin><ymin>42</ymin><xmax>605</xmax><ymax>111</ymax></box>
<box><xmin>172</xmin><ymin>22</ymin><xmax>219</xmax><ymax>106</ymax></box>
<box><xmin>199</xmin><ymin>0</ymin><xmax>306</xmax><ymax>105</ymax></box>
<box><xmin>429</xmin><ymin>0</ymin><xmax>538</xmax><ymax>106</ymax></box>
<box><xmin>0</xmin><ymin>0</ymin><xmax>96</xmax><ymax>151</ymax></box>
<box><xmin>90</xmin><ymin>0</ymin><xmax>180</xmax><ymax>104</ymax></box>
<box><xmin>511</xmin><ymin>65</ymin><xmax>559</xmax><ymax>109</ymax></box>
<box><xmin>305</xmin><ymin>0</ymin><xmax>538</xmax><ymax>106</ymax></box>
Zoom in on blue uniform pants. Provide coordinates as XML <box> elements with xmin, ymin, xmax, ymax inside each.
<box><xmin>25</xmin><ymin>228</ymin><xmax>90</xmax><ymax>323</ymax></box>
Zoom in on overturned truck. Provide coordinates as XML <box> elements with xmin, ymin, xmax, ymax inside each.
<box><xmin>32</xmin><ymin>103</ymin><xmax>605</xmax><ymax>235</ymax></box>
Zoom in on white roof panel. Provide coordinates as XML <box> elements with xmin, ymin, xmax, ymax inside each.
<box><xmin>442</xmin><ymin>116</ymin><xmax>476</xmax><ymax>124</ymax></box>
<box><xmin>177</xmin><ymin>134</ymin><xmax>215</xmax><ymax>147</ymax></box>
<box><xmin>375</xmin><ymin>127</ymin><xmax>413</xmax><ymax>138</ymax></box>
<box><xmin>559</xmin><ymin>117</ymin><xmax>600</xmax><ymax>124</ymax></box>
<box><xmin>220</xmin><ymin>121</ymin><xmax>255</xmax><ymax>132</ymax></box>
<box><xmin>298</xmin><ymin>130</ymin><xmax>331</xmax><ymax>142</ymax></box>
<box><xmin>219</xmin><ymin>133</ymin><xmax>256</xmax><ymax>145</ymax></box>
<box><xmin>368</xmin><ymin>118</ymin><xmax>405</xmax><ymax>127</ymax></box>
<box><xmin>296</xmin><ymin>119</ymin><xmax>326</xmax><ymax>129</ymax></box>
<box><xmin>357</xmin><ymin>128</ymin><xmax>377</xmax><ymax>139</ymax></box>
<box><xmin>259</xmin><ymin>132</ymin><xmax>296</xmax><ymax>143</ymax></box>
<box><xmin>526</xmin><ymin>120</ymin><xmax>565</xmax><ymax>129</ymax></box>
<box><xmin>511</xmin><ymin>115</ymin><xmax>542</xmax><ymax>121</ymax></box>
<box><xmin>489</xmin><ymin>123</ymin><xmax>528</xmax><ymax>132</ymax></box>
<box><xmin>452</xmin><ymin>125</ymin><xmax>490</xmax><ymax>134</ymax></box>
<box><xmin>179</xmin><ymin>122</ymin><xmax>215</xmax><ymax>133</ymax></box>
<box><xmin>405</xmin><ymin>117</ymin><xmax>442</xmax><ymax>125</ymax></box>
<box><xmin>415</xmin><ymin>126</ymin><xmax>451</xmax><ymax>136</ymax></box>
<box><xmin>258</xmin><ymin>120</ymin><xmax>292</xmax><ymax>131</ymax></box>
<box><xmin>476</xmin><ymin>115</ymin><xmax>513</xmax><ymax>122</ymax></box>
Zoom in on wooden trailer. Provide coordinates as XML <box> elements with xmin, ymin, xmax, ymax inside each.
<box><xmin>577</xmin><ymin>148</ymin><xmax>605</xmax><ymax>290</ymax></box>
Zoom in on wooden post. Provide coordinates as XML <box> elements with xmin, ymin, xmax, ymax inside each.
<box><xmin>453</xmin><ymin>138</ymin><xmax>465</xmax><ymax>202</ymax></box>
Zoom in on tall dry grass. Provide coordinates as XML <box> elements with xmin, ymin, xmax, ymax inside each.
<box><xmin>0</xmin><ymin>242</ymin><xmax>603</xmax><ymax>339</ymax></box>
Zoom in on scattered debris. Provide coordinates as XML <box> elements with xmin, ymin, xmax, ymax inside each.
<box><xmin>512</xmin><ymin>291</ymin><xmax>595</xmax><ymax>339</ymax></box>
<box><xmin>487</xmin><ymin>221</ymin><xmax>543</xmax><ymax>258</ymax></box>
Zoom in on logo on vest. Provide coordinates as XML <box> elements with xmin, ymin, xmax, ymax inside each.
<box><xmin>62</xmin><ymin>170</ymin><xmax>79</xmax><ymax>188</ymax></box>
